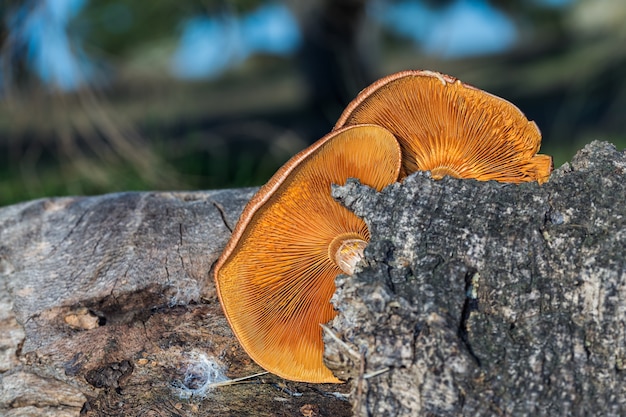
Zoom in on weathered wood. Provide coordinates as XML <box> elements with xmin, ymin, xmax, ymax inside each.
<box><xmin>1</xmin><ymin>141</ymin><xmax>625</xmax><ymax>417</ymax></box>
<box><xmin>325</xmin><ymin>141</ymin><xmax>626</xmax><ymax>416</ymax></box>
<box><xmin>0</xmin><ymin>188</ymin><xmax>350</xmax><ymax>416</ymax></box>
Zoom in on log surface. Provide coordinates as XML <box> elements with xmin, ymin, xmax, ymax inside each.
<box><xmin>0</xmin><ymin>188</ymin><xmax>350</xmax><ymax>416</ymax></box>
<box><xmin>1</xmin><ymin>141</ymin><xmax>625</xmax><ymax>416</ymax></box>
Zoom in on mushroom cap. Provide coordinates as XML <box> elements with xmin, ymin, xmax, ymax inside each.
<box><xmin>334</xmin><ymin>70</ymin><xmax>553</xmax><ymax>184</ymax></box>
<box><xmin>214</xmin><ymin>124</ymin><xmax>402</xmax><ymax>383</ymax></box>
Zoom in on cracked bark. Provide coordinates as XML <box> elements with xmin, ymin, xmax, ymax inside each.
<box><xmin>0</xmin><ymin>141</ymin><xmax>624</xmax><ymax>416</ymax></box>
<box><xmin>324</xmin><ymin>141</ymin><xmax>626</xmax><ymax>416</ymax></box>
<box><xmin>1</xmin><ymin>188</ymin><xmax>351</xmax><ymax>416</ymax></box>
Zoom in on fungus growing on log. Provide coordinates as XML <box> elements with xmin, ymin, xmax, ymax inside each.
<box><xmin>334</xmin><ymin>70</ymin><xmax>553</xmax><ymax>183</ymax></box>
<box><xmin>214</xmin><ymin>125</ymin><xmax>402</xmax><ymax>383</ymax></box>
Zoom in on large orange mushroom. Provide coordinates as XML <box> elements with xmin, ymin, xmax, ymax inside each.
<box><xmin>214</xmin><ymin>124</ymin><xmax>402</xmax><ymax>383</ymax></box>
<box><xmin>334</xmin><ymin>70</ymin><xmax>553</xmax><ymax>183</ymax></box>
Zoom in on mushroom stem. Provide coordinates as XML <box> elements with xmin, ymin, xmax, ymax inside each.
<box><xmin>329</xmin><ymin>233</ymin><xmax>368</xmax><ymax>275</ymax></box>
<box><xmin>430</xmin><ymin>166</ymin><xmax>462</xmax><ymax>180</ymax></box>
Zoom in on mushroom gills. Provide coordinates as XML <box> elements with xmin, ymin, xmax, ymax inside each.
<box><xmin>214</xmin><ymin>124</ymin><xmax>402</xmax><ymax>383</ymax></box>
<box><xmin>334</xmin><ymin>70</ymin><xmax>553</xmax><ymax>184</ymax></box>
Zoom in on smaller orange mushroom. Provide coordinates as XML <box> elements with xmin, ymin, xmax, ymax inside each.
<box><xmin>334</xmin><ymin>70</ymin><xmax>553</xmax><ymax>184</ymax></box>
<box><xmin>214</xmin><ymin>124</ymin><xmax>402</xmax><ymax>383</ymax></box>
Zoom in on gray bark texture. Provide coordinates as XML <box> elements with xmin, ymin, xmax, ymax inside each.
<box><xmin>0</xmin><ymin>188</ymin><xmax>350</xmax><ymax>416</ymax></box>
<box><xmin>324</xmin><ymin>141</ymin><xmax>626</xmax><ymax>416</ymax></box>
<box><xmin>0</xmin><ymin>140</ymin><xmax>624</xmax><ymax>416</ymax></box>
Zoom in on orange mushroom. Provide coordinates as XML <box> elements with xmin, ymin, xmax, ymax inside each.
<box><xmin>334</xmin><ymin>70</ymin><xmax>553</xmax><ymax>184</ymax></box>
<box><xmin>214</xmin><ymin>124</ymin><xmax>402</xmax><ymax>383</ymax></box>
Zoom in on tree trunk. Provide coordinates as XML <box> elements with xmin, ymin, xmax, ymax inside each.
<box><xmin>1</xmin><ymin>141</ymin><xmax>625</xmax><ymax>416</ymax></box>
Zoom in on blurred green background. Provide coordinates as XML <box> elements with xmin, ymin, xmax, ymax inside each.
<box><xmin>1</xmin><ymin>0</ymin><xmax>625</xmax><ymax>207</ymax></box>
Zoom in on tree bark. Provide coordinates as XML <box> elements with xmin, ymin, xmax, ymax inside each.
<box><xmin>1</xmin><ymin>141</ymin><xmax>625</xmax><ymax>416</ymax></box>
<box><xmin>0</xmin><ymin>188</ymin><xmax>350</xmax><ymax>416</ymax></box>
<box><xmin>324</xmin><ymin>141</ymin><xmax>626</xmax><ymax>416</ymax></box>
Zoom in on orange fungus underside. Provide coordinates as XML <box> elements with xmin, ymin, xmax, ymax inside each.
<box><xmin>335</xmin><ymin>70</ymin><xmax>553</xmax><ymax>184</ymax></box>
<box><xmin>214</xmin><ymin>124</ymin><xmax>402</xmax><ymax>383</ymax></box>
